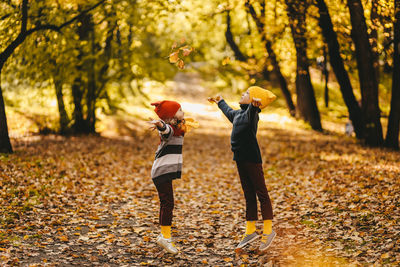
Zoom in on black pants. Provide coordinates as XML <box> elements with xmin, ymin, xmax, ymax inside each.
<box><xmin>236</xmin><ymin>161</ymin><xmax>273</xmax><ymax>221</ymax></box>
<box><xmin>154</xmin><ymin>180</ymin><xmax>174</xmax><ymax>226</ymax></box>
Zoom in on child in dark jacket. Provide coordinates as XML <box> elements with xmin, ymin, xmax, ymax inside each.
<box><xmin>208</xmin><ymin>86</ymin><xmax>276</xmax><ymax>252</ymax></box>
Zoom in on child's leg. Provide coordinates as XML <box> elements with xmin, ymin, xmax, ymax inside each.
<box><xmin>236</xmin><ymin>161</ymin><xmax>258</xmax><ymax>222</ymax></box>
<box><xmin>243</xmin><ymin>162</ymin><xmax>273</xmax><ymax>234</ymax></box>
<box><xmin>154</xmin><ymin>180</ymin><xmax>174</xmax><ymax>238</ymax></box>
<box><xmin>236</xmin><ymin>161</ymin><xmax>259</xmax><ymax>237</ymax></box>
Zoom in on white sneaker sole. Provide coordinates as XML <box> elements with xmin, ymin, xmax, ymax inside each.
<box><xmin>156</xmin><ymin>239</ymin><xmax>179</xmax><ymax>254</ymax></box>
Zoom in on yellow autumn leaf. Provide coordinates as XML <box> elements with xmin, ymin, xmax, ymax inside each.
<box><xmin>58</xmin><ymin>235</ymin><xmax>68</xmax><ymax>242</ymax></box>
<box><xmin>381</xmin><ymin>253</ymin><xmax>390</xmax><ymax>259</ymax></box>
<box><xmin>169</xmin><ymin>52</ymin><xmax>179</xmax><ymax>63</ymax></box>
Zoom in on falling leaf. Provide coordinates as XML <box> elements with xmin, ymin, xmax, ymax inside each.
<box><xmin>177</xmin><ymin>59</ymin><xmax>185</xmax><ymax>69</ymax></box>
<box><xmin>182</xmin><ymin>48</ymin><xmax>192</xmax><ymax>57</ymax></box>
<box><xmin>169</xmin><ymin>52</ymin><xmax>179</xmax><ymax>63</ymax></box>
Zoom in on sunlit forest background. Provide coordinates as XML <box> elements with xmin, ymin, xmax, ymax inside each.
<box><xmin>0</xmin><ymin>0</ymin><xmax>399</xmax><ymax>265</ymax></box>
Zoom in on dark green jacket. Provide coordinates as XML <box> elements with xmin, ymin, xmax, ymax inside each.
<box><xmin>218</xmin><ymin>100</ymin><xmax>262</xmax><ymax>163</ymax></box>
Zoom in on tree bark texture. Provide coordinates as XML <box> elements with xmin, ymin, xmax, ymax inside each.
<box><xmin>246</xmin><ymin>1</ymin><xmax>296</xmax><ymax>116</ymax></box>
<box><xmin>347</xmin><ymin>0</ymin><xmax>383</xmax><ymax>146</ymax></box>
<box><xmin>286</xmin><ymin>0</ymin><xmax>322</xmax><ymax>130</ymax></box>
<box><xmin>384</xmin><ymin>0</ymin><xmax>400</xmax><ymax>149</ymax></box>
<box><xmin>316</xmin><ymin>0</ymin><xmax>365</xmax><ymax>138</ymax></box>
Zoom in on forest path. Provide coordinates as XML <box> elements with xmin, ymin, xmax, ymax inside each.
<box><xmin>1</xmin><ymin>72</ymin><xmax>399</xmax><ymax>266</ymax></box>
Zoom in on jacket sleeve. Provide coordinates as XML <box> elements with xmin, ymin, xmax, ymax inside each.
<box><xmin>157</xmin><ymin>121</ymin><xmax>174</xmax><ymax>141</ymax></box>
<box><xmin>217</xmin><ymin>100</ymin><xmax>237</xmax><ymax>123</ymax></box>
<box><xmin>247</xmin><ymin>103</ymin><xmax>261</xmax><ymax>124</ymax></box>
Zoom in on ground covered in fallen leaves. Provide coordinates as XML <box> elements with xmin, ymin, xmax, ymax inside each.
<box><xmin>1</xmin><ymin>78</ymin><xmax>400</xmax><ymax>266</ymax></box>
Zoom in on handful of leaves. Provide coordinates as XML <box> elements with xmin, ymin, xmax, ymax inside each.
<box><xmin>181</xmin><ymin>118</ymin><xmax>199</xmax><ymax>133</ymax></box>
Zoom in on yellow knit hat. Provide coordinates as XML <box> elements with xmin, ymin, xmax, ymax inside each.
<box><xmin>248</xmin><ymin>86</ymin><xmax>277</xmax><ymax>109</ymax></box>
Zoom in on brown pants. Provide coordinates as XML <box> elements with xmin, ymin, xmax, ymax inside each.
<box><xmin>236</xmin><ymin>161</ymin><xmax>273</xmax><ymax>221</ymax></box>
<box><xmin>154</xmin><ymin>180</ymin><xmax>174</xmax><ymax>226</ymax></box>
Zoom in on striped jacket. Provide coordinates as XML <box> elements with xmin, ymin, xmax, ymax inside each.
<box><xmin>151</xmin><ymin>122</ymin><xmax>184</xmax><ymax>185</ymax></box>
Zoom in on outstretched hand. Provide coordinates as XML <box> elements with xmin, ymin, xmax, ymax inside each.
<box><xmin>146</xmin><ymin>117</ymin><xmax>164</xmax><ymax>131</ymax></box>
<box><xmin>251</xmin><ymin>98</ymin><xmax>262</xmax><ymax>108</ymax></box>
<box><xmin>207</xmin><ymin>95</ymin><xmax>223</xmax><ymax>104</ymax></box>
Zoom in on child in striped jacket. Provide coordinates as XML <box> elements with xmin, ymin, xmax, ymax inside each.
<box><xmin>147</xmin><ymin>100</ymin><xmax>196</xmax><ymax>254</ymax></box>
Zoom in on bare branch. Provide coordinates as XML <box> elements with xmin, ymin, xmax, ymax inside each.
<box><xmin>23</xmin><ymin>0</ymin><xmax>107</xmax><ymax>36</ymax></box>
<box><xmin>26</xmin><ymin>24</ymin><xmax>61</xmax><ymax>35</ymax></box>
<box><xmin>0</xmin><ymin>13</ymin><xmax>12</xmax><ymax>21</ymax></box>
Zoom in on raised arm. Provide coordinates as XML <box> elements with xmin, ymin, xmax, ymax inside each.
<box><xmin>147</xmin><ymin>119</ymin><xmax>174</xmax><ymax>140</ymax></box>
<box><xmin>217</xmin><ymin>100</ymin><xmax>238</xmax><ymax>123</ymax></box>
<box><xmin>247</xmin><ymin>98</ymin><xmax>262</xmax><ymax>123</ymax></box>
<box><xmin>157</xmin><ymin>121</ymin><xmax>174</xmax><ymax>141</ymax></box>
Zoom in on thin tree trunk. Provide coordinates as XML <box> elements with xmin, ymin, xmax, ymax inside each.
<box><xmin>384</xmin><ymin>0</ymin><xmax>400</xmax><ymax>149</ymax></box>
<box><xmin>323</xmin><ymin>45</ymin><xmax>329</xmax><ymax>107</ymax></box>
<box><xmin>370</xmin><ymin>0</ymin><xmax>380</xmax><ymax>83</ymax></box>
<box><xmin>72</xmin><ymin>77</ymin><xmax>86</xmax><ymax>133</ymax></box>
<box><xmin>53</xmin><ymin>76</ymin><xmax>70</xmax><ymax>134</ymax></box>
<box><xmin>86</xmin><ymin>24</ymin><xmax>96</xmax><ymax>133</ymax></box>
<box><xmin>316</xmin><ymin>0</ymin><xmax>365</xmax><ymax>138</ymax></box>
<box><xmin>246</xmin><ymin>1</ymin><xmax>296</xmax><ymax>116</ymax></box>
<box><xmin>0</xmin><ymin>81</ymin><xmax>12</xmax><ymax>153</ymax></box>
<box><xmin>286</xmin><ymin>0</ymin><xmax>322</xmax><ymax>130</ymax></box>
<box><xmin>225</xmin><ymin>10</ymin><xmax>247</xmax><ymax>62</ymax></box>
<box><xmin>265</xmin><ymin>41</ymin><xmax>296</xmax><ymax>116</ymax></box>
<box><xmin>347</xmin><ymin>0</ymin><xmax>383</xmax><ymax>146</ymax></box>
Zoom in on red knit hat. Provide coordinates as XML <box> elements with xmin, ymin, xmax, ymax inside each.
<box><xmin>151</xmin><ymin>100</ymin><xmax>181</xmax><ymax>120</ymax></box>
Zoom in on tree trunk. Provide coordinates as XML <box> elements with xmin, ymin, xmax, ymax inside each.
<box><xmin>265</xmin><ymin>41</ymin><xmax>296</xmax><ymax>116</ymax></box>
<box><xmin>370</xmin><ymin>0</ymin><xmax>380</xmax><ymax>83</ymax></box>
<box><xmin>286</xmin><ymin>0</ymin><xmax>322</xmax><ymax>130</ymax></box>
<box><xmin>74</xmin><ymin>12</ymin><xmax>94</xmax><ymax>134</ymax></box>
<box><xmin>72</xmin><ymin>77</ymin><xmax>86</xmax><ymax>133</ymax></box>
<box><xmin>246</xmin><ymin>2</ymin><xmax>296</xmax><ymax>116</ymax></box>
<box><xmin>384</xmin><ymin>0</ymin><xmax>400</xmax><ymax>149</ymax></box>
<box><xmin>86</xmin><ymin>23</ymin><xmax>96</xmax><ymax>133</ymax></box>
<box><xmin>225</xmin><ymin>10</ymin><xmax>247</xmax><ymax>62</ymax></box>
<box><xmin>316</xmin><ymin>0</ymin><xmax>365</xmax><ymax>138</ymax></box>
<box><xmin>0</xmin><ymin>81</ymin><xmax>13</xmax><ymax>153</ymax></box>
<box><xmin>347</xmin><ymin>0</ymin><xmax>383</xmax><ymax>146</ymax></box>
<box><xmin>53</xmin><ymin>75</ymin><xmax>70</xmax><ymax>134</ymax></box>
<box><xmin>323</xmin><ymin>45</ymin><xmax>329</xmax><ymax>107</ymax></box>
